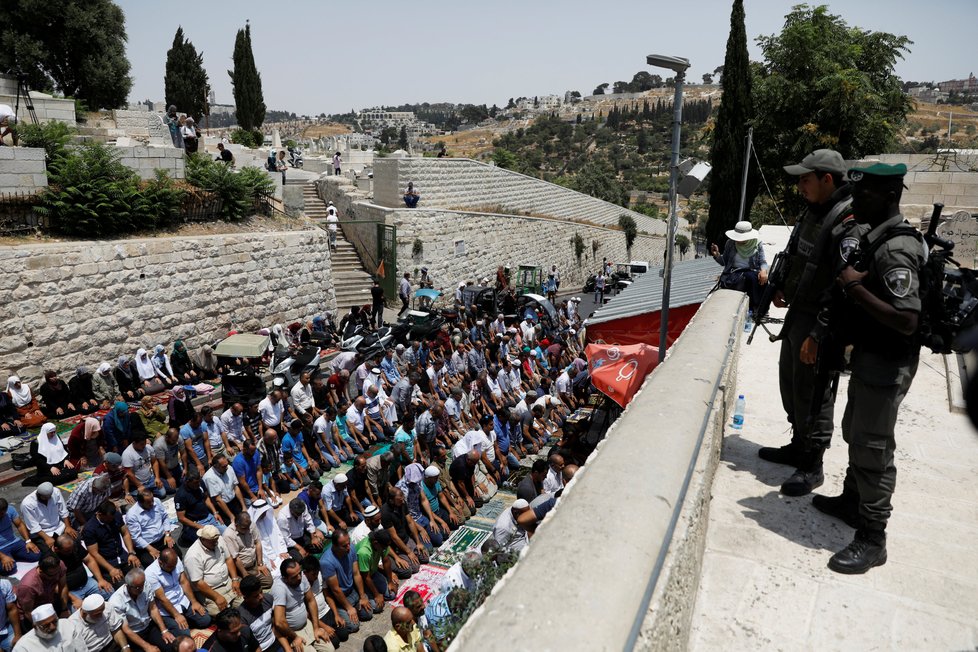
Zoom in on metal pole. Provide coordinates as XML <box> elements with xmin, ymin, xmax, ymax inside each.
<box><xmin>736</xmin><ymin>127</ymin><xmax>753</xmax><ymax>223</ymax></box>
<box><xmin>658</xmin><ymin>71</ymin><xmax>686</xmax><ymax>364</ymax></box>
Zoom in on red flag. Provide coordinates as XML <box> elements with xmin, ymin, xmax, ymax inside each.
<box><xmin>376</xmin><ymin>260</ymin><xmax>386</xmax><ymax>278</ymax></box>
<box><xmin>586</xmin><ymin>343</ymin><xmax>660</xmax><ymax>408</ymax></box>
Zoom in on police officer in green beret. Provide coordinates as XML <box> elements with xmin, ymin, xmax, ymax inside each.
<box><xmin>760</xmin><ymin>149</ymin><xmax>856</xmax><ymax>496</ymax></box>
<box><xmin>816</xmin><ymin>162</ymin><xmax>925</xmax><ymax>574</ymax></box>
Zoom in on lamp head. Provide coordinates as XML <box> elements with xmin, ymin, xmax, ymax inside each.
<box><xmin>646</xmin><ymin>54</ymin><xmax>690</xmax><ymax>73</ymax></box>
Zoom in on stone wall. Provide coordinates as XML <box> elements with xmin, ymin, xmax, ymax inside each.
<box><xmin>112</xmin><ymin>110</ymin><xmax>169</xmax><ymax>141</ymax></box>
<box><xmin>871</xmin><ymin>153</ymin><xmax>978</xmax><ymax>220</ymax></box>
<box><xmin>372</xmin><ymin>157</ymin><xmax>674</xmax><ymax>234</ymax></box>
<box><xmin>391</xmin><ymin>208</ymin><xmax>667</xmax><ymax>288</ymax></box>
<box><xmin>0</xmin><ymin>229</ymin><xmax>335</xmax><ymax>382</ymax></box>
<box><xmin>115</xmin><ymin>145</ymin><xmax>186</xmax><ymax>180</ymax></box>
<box><xmin>0</xmin><ymin>147</ymin><xmax>47</xmax><ymax>193</ymax></box>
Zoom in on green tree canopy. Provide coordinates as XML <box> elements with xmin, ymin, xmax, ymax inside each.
<box><xmin>229</xmin><ymin>21</ymin><xmax>266</xmax><ymax>130</ymax></box>
<box><xmin>752</xmin><ymin>4</ymin><xmax>912</xmax><ymax>215</ymax></box>
<box><xmin>398</xmin><ymin>126</ymin><xmax>409</xmax><ymax>150</ymax></box>
<box><xmin>0</xmin><ymin>0</ymin><xmax>132</xmax><ymax>109</ymax></box>
<box><xmin>573</xmin><ymin>162</ymin><xmax>625</xmax><ymax>206</ymax></box>
<box><xmin>164</xmin><ymin>27</ymin><xmax>210</xmax><ymax>121</ymax></box>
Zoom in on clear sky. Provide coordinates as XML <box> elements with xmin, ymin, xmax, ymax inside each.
<box><xmin>116</xmin><ymin>0</ymin><xmax>978</xmax><ymax>116</ymax></box>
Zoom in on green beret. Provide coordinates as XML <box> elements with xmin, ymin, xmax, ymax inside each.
<box><xmin>848</xmin><ymin>162</ymin><xmax>907</xmax><ymax>182</ymax></box>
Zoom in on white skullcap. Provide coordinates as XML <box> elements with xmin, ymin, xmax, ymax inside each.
<box><xmin>81</xmin><ymin>594</ymin><xmax>105</xmax><ymax>612</ymax></box>
<box><xmin>31</xmin><ymin>604</ymin><xmax>56</xmax><ymax>623</ymax></box>
<box><xmin>334</xmin><ymin>473</ymin><xmax>348</xmax><ymax>484</ymax></box>
<box><xmin>424</xmin><ymin>465</ymin><xmax>440</xmax><ymax>478</ymax></box>
<box><xmin>512</xmin><ymin>499</ymin><xmax>530</xmax><ymax>510</ymax></box>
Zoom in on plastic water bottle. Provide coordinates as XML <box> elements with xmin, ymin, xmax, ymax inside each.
<box><xmin>744</xmin><ymin>310</ymin><xmax>753</xmax><ymax>333</ymax></box>
<box><xmin>732</xmin><ymin>394</ymin><xmax>746</xmax><ymax>429</ymax></box>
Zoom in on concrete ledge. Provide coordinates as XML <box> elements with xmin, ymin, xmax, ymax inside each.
<box><xmin>451</xmin><ymin>290</ymin><xmax>747</xmax><ymax>651</ymax></box>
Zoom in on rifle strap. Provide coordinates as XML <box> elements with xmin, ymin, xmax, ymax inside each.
<box><xmin>793</xmin><ymin>197</ymin><xmax>854</xmax><ymax>303</ymax></box>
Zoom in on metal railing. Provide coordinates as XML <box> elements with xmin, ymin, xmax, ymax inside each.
<box><xmin>0</xmin><ymin>190</ymin><xmax>44</xmax><ymax>235</ymax></box>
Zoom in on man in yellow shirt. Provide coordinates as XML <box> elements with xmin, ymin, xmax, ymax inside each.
<box><xmin>382</xmin><ymin>606</ymin><xmax>426</xmax><ymax>652</ymax></box>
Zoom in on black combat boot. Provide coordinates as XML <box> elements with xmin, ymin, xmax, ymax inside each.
<box><xmin>758</xmin><ymin>439</ymin><xmax>806</xmax><ymax>467</ymax></box>
<box><xmin>780</xmin><ymin>447</ymin><xmax>825</xmax><ymax>496</ymax></box>
<box><xmin>811</xmin><ymin>489</ymin><xmax>860</xmax><ymax>529</ymax></box>
<box><xmin>828</xmin><ymin>529</ymin><xmax>887</xmax><ymax>574</ymax></box>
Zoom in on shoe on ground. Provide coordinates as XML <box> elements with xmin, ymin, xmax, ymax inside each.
<box><xmin>758</xmin><ymin>442</ymin><xmax>805</xmax><ymax>467</ymax></box>
<box><xmin>828</xmin><ymin>530</ymin><xmax>887</xmax><ymax>574</ymax></box>
<box><xmin>780</xmin><ymin>466</ymin><xmax>824</xmax><ymax>496</ymax></box>
<box><xmin>812</xmin><ymin>493</ymin><xmax>861</xmax><ymax>529</ymax></box>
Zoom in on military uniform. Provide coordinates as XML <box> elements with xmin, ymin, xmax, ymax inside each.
<box><xmin>824</xmin><ymin>162</ymin><xmax>925</xmax><ymax>574</ymax></box>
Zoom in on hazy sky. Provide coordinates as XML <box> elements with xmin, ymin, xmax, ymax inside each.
<box><xmin>117</xmin><ymin>0</ymin><xmax>977</xmax><ymax>116</ymax></box>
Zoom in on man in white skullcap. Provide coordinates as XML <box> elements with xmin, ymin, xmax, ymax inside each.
<box><xmin>491</xmin><ymin>498</ymin><xmax>531</xmax><ymax>553</ymax></box>
<box><xmin>68</xmin><ymin>594</ymin><xmax>126</xmax><ymax>652</ymax></box>
<box><xmin>12</xmin><ymin>604</ymin><xmax>85</xmax><ymax>652</ymax></box>
<box><xmin>20</xmin><ymin>483</ymin><xmax>74</xmax><ymax>556</ymax></box>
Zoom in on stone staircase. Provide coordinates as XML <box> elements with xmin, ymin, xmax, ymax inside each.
<box><xmin>302</xmin><ymin>182</ymin><xmax>374</xmax><ymax>314</ymax></box>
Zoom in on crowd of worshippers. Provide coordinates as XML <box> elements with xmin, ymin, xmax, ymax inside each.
<box><xmin>0</xmin><ymin>298</ymin><xmax>592</xmax><ymax>651</ymax></box>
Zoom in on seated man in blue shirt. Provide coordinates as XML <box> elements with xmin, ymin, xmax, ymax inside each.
<box><xmin>281</xmin><ymin>420</ymin><xmax>319</xmax><ymax>477</ymax></box>
<box><xmin>124</xmin><ymin>489</ymin><xmax>176</xmax><ymax>567</ymax></box>
<box><xmin>0</xmin><ymin>498</ymin><xmax>41</xmax><ymax>575</ymax></box>
<box><xmin>231</xmin><ymin>439</ymin><xmax>263</xmax><ymax>507</ymax></box>
<box><xmin>319</xmin><ymin>530</ymin><xmax>375</xmax><ymax>633</ymax></box>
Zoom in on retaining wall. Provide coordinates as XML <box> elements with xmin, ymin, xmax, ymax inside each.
<box><xmin>115</xmin><ymin>145</ymin><xmax>186</xmax><ymax>180</ymax></box>
<box><xmin>451</xmin><ymin>289</ymin><xmax>746</xmax><ymax>651</ymax></box>
<box><xmin>372</xmin><ymin>157</ymin><xmax>674</xmax><ymax>234</ymax></box>
<box><xmin>872</xmin><ymin>153</ymin><xmax>978</xmax><ymax>219</ymax></box>
<box><xmin>0</xmin><ymin>229</ymin><xmax>335</xmax><ymax>383</ymax></box>
<box><xmin>0</xmin><ymin>147</ymin><xmax>47</xmax><ymax>193</ymax></box>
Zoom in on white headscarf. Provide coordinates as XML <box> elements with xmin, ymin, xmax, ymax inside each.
<box><xmin>36</xmin><ymin>423</ymin><xmax>67</xmax><ymax>465</ymax></box>
<box><xmin>249</xmin><ymin>501</ymin><xmax>288</xmax><ymax>570</ymax></box>
<box><xmin>5</xmin><ymin>376</ymin><xmax>32</xmax><ymax>407</ymax></box>
<box><xmin>96</xmin><ymin>362</ymin><xmax>112</xmax><ymax>376</ymax></box>
<box><xmin>134</xmin><ymin>348</ymin><xmax>158</xmax><ymax>381</ymax></box>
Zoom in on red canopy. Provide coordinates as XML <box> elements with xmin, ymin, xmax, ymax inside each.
<box><xmin>586</xmin><ymin>342</ymin><xmax>660</xmax><ymax>408</ymax></box>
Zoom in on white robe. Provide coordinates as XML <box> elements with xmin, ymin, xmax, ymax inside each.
<box><xmin>249</xmin><ymin>504</ymin><xmax>288</xmax><ymax>572</ymax></box>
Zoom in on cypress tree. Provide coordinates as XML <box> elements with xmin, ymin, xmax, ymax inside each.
<box><xmin>164</xmin><ymin>27</ymin><xmax>210</xmax><ymax>121</ymax></box>
<box><xmin>228</xmin><ymin>20</ymin><xmax>266</xmax><ymax>131</ymax></box>
<box><xmin>705</xmin><ymin>0</ymin><xmax>757</xmax><ymax>248</ymax></box>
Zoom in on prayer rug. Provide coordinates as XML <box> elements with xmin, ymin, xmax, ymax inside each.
<box><xmin>58</xmin><ymin>471</ymin><xmax>93</xmax><ymax>494</ymax></box>
<box><xmin>391</xmin><ymin>564</ymin><xmax>447</xmax><ymax>606</ymax></box>
<box><xmin>428</xmin><ymin>526</ymin><xmax>491</xmax><ymax>569</ymax></box>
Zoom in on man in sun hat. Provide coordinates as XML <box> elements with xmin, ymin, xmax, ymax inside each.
<box><xmin>710</xmin><ymin>220</ymin><xmax>768</xmax><ymax>309</ymax></box>
<box><xmin>758</xmin><ymin>148</ymin><xmax>859</xmax><ymax>499</ymax></box>
<box><xmin>814</xmin><ymin>161</ymin><xmax>924</xmax><ymax>575</ymax></box>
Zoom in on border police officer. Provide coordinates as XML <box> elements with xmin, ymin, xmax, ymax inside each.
<box><xmin>817</xmin><ymin>162</ymin><xmax>924</xmax><ymax>574</ymax></box>
<box><xmin>760</xmin><ymin>150</ymin><xmax>855</xmax><ymax>496</ymax></box>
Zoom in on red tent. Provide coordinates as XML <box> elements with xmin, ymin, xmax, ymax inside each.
<box><xmin>586</xmin><ymin>343</ymin><xmax>660</xmax><ymax>408</ymax></box>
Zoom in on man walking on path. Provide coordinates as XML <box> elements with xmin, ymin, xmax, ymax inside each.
<box><xmin>398</xmin><ymin>273</ymin><xmax>412</xmax><ymax>318</ymax></box>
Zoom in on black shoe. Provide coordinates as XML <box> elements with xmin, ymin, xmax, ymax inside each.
<box><xmin>828</xmin><ymin>530</ymin><xmax>887</xmax><ymax>574</ymax></box>
<box><xmin>780</xmin><ymin>465</ymin><xmax>824</xmax><ymax>496</ymax></box>
<box><xmin>758</xmin><ymin>442</ymin><xmax>805</xmax><ymax>467</ymax></box>
<box><xmin>812</xmin><ymin>493</ymin><xmax>861</xmax><ymax>529</ymax></box>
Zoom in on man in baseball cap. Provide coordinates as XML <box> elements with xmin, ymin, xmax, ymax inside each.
<box><xmin>758</xmin><ymin>147</ymin><xmax>858</xmax><ymax>503</ymax></box>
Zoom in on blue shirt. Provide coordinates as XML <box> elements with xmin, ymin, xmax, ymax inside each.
<box><xmin>0</xmin><ymin>580</ymin><xmax>14</xmax><ymax>635</ymax></box>
<box><xmin>425</xmin><ymin>592</ymin><xmax>452</xmax><ymax>640</ymax></box>
<box><xmin>380</xmin><ymin>357</ymin><xmax>401</xmax><ymax>384</ymax></box>
<box><xmin>319</xmin><ymin>545</ymin><xmax>355</xmax><ymax>593</ymax></box>
<box><xmin>281</xmin><ymin>432</ymin><xmax>307</xmax><ymax>469</ymax></box>
<box><xmin>0</xmin><ymin>506</ymin><xmax>20</xmax><ymax>553</ymax></box>
<box><xmin>493</xmin><ymin>416</ymin><xmax>511</xmax><ymax>454</ymax></box>
<box><xmin>124</xmin><ymin>498</ymin><xmax>170</xmax><ymax>548</ymax></box>
<box><xmin>232</xmin><ymin>450</ymin><xmax>262</xmax><ymax>494</ymax></box>
<box><xmin>179</xmin><ymin>422</ymin><xmax>207</xmax><ymax>461</ymax></box>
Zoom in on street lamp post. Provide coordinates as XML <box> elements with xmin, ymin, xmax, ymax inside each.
<box><xmin>647</xmin><ymin>54</ymin><xmax>690</xmax><ymax>364</ymax></box>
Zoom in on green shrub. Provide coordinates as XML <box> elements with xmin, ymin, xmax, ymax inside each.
<box><xmin>186</xmin><ymin>154</ymin><xmax>275</xmax><ymax>221</ymax></box>
<box><xmin>15</xmin><ymin>121</ymin><xmax>74</xmax><ymax>164</ymax></box>
<box><xmin>36</xmin><ymin>143</ymin><xmax>188</xmax><ymax>236</ymax></box>
<box><xmin>230</xmin><ymin>128</ymin><xmax>264</xmax><ymax>148</ymax></box>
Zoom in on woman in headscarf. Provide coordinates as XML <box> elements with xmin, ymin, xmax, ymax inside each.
<box><xmin>248</xmin><ymin>499</ymin><xmax>290</xmax><ymax>573</ymax></box>
<box><xmin>38</xmin><ymin>370</ymin><xmax>76</xmax><ymax>418</ymax></box>
<box><xmin>138</xmin><ymin>395</ymin><xmax>169</xmax><ymax>439</ymax></box>
<box><xmin>66</xmin><ymin>417</ymin><xmax>105</xmax><ymax>469</ymax></box>
<box><xmin>166</xmin><ymin>386</ymin><xmax>195</xmax><ymax>428</ymax></box>
<box><xmin>134</xmin><ymin>348</ymin><xmax>165</xmax><ymax>393</ymax></box>
<box><xmin>194</xmin><ymin>344</ymin><xmax>220</xmax><ymax>382</ymax></box>
<box><xmin>92</xmin><ymin>362</ymin><xmax>120</xmax><ymax>408</ymax></box>
<box><xmin>113</xmin><ymin>355</ymin><xmax>143</xmax><ymax>401</ymax></box>
<box><xmin>67</xmin><ymin>366</ymin><xmax>97</xmax><ymax>414</ymax></box>
<box><xmin>100</xmin><ymin>401</ymin><xmax>132</xmax><ymax>453</ymax></box>
<box><xmin>0</xmin><ymin>386</ymin><xmax>25</xmax><ymax>435</ymax></box>
<box><xmin>26</xmin><ymin>423</ymin><xmax>79</xmax><ymax>486</ymax></box>
<box><xmin>151</xmin><ymin>344</ymin><xmax>179</xmax><ymax>387</ymax></box>
<box><xmin>710</xmin><ymin>220</ymin><xmax>769</xmax><ymax>310</ymax></box>
<box><xmin>169</xmin><ymin>340</ymin><xmax>200</xmax><ymax>384</ymax></box>
<box><xmin>5</xmin><ymin>376</ymin><xmax>45</xmax><ymax>428</ymax></box>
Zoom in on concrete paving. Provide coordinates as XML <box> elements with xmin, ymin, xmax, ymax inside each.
<box><xmin>689</xmin><ymin>229</ymin><xmax>978</xmax><ymax>650</ymax></box>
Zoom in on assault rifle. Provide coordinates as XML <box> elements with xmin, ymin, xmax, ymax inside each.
<box><xmin>746</xmin><ymin>248</ymin><xmax>790</xmax><ymax>345</ymax></box>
